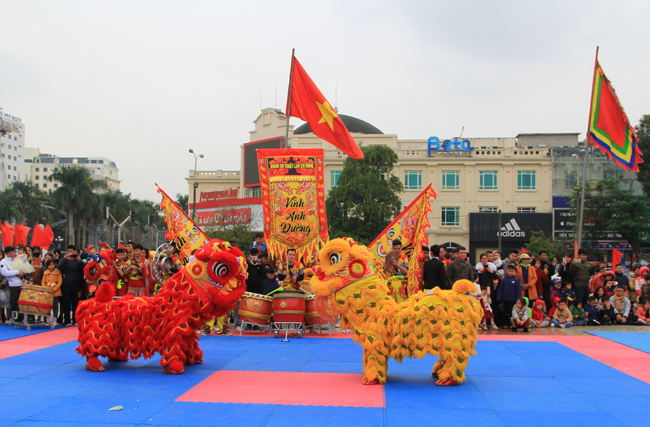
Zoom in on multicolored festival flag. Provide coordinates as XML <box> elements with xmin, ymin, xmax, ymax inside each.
<box><xmin>286</xmin><ymin>53</ymin><xmax>364</xmax><ymax>160</ymax></box>
<box><xmin>588</xmin><ymin>54</ymin><xmax>643</xmax><ymax>172</ymax></box>
<box><xmin>368</xmin><ymin>184</ymin><xmax>436</xmax><ymax>296</ymax></box>
<box><xmin>257</xmin><ymin>148</ymin><xmax>328</xmax><ymax>262</ymax></box>
<box><xmin>157</xmin><ymin>184</ymin><xmax>210</xmax><ymax>265</ymax></box>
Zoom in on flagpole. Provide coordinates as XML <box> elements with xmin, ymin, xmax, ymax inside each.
<box><xmin>577</xmin><ymin>46</ymin><xmax>599</xmax><ymax>250</ymax></box>
<box><xmin>285</xmin><ymin>48</ymin><xmax>296</xmax><ymax>148</ymax></box>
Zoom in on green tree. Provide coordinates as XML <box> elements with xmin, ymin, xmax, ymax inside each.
<box><xmin>325</xmin><ymin>146</ymin><xmax>403</xmax><ymax>244</ymax></box>
<box><xmin>49</xmin><ymin>165</ymin><xmax>106</xmax><ymax>245</ymax></box>
<box><xmin>572</xmin><ymin>177</ymin><xmax>650</xmax><ymax>261</ymax></box>
<box><xmin>176</xmin><ymin>193</ymin><xmax>189</xmax><ymax>214</ymax></box>
<box><xmin>0</xmin><ymin>188</ymin><xmax>21</xmax><ymax>222</ymax></box>
<box><xmin>524</xmin><ymin>231</ymin><xmax>569</xmax><ymax>261</ymax></box>
<box><xmin>635</xmin><ymin>115</ymin><xmax>650</xmax><ymax>197</ymax></box>
<box><xmin>9</xmin><ymin>181</ymin><xmax>53</xmax><ymax>225</ymax></box>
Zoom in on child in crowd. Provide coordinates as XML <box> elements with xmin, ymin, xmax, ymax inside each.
<box><xmin>113</xmin><ymin>248</ymin><xmax>128</xmax><ymax>296</ymax></box>
<box><xmin>569</xmin><ymin>302</ymin><xmax>589</xmax><ymax>326</ymax></box>
<box><xmin>636</xmin><ymin>297</ymin><xmax>650</xmax><ymax>325</ymax></box>
<box><xmin>599</xmin><ymin>299</ymin><xmax>615</xmax><ymax>325</ymax></box>
<box><xmin>585</xmin><ymin>296</ymin><xmax>601</xmax><ymax>325</ymax></box>
<box><xmin>550</xmin><ymin>276</ymin><xmax>563</xmax><ymax>302</ymax></box>
<box><xmin>476</xmin><ymin>253</ymin><xmax>498</xmax><ymax>331</ymax></box>
<box><xmin>551</xmin><ymin>299</ymin><xmax>573</xmax><ymax>328</ymax></box>
<box><xmin>41</xmin><ymin>259</ymin><xmax>62</xmax><ymax>321</ymax></box>
<box><xmin>511</xmin><ymin>298</ymin><xmax>531</xmax><ymax>332</ymax></box>
<box><xmin>497</xmin><ymin>265</ymin><xmax>521</xmax><ymax>329</ymax></box>
<box><xmin>12</xmin><ymin>244</ymin><xmax>35</xmax><ymax>280</ymax></box>
<box><xmin>531</xmin><ymin>299</ymin><xmax>550</xmax><ymax>327</ymax></box>
<box><xmin>548</xmin><ymin>297</ymin><xmax>560</xmax><ymax>319</ymax></box>
<box><xmin>592</xmin><ymin>286</ymin><xmax>607</xmax><ymax>305</ymax></box>
<box><xmin>610</xmin><ymin>285</ymin><xmax>631</xmax><ymax>324</ymax></box>
<box><xmin>639</xmin><ymin>266</ymin><xmax>650</xmax><ymax>301</ymax></box>
<box><xmin>263</xmin><ymin>266</ymin><xmax>280</xmax><ymax>295</ymax></box>
<box><xmin>561</xmin><ymin>282</ymin><xmax>576</xmax><ymax>306</ymax></box>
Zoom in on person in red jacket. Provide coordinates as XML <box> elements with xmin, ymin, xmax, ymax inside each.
<box><xmin>531</xmin><ymin>299</ymin><xmax>550</xmax><ymax>327</ymax></box>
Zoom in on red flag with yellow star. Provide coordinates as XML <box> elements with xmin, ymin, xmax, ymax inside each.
<box><xmin>287</xmin><ymin>56</ymin><xmax>364</xmax><ymax>159</ymax></box>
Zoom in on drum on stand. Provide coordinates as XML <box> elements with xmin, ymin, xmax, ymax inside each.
<box><xmin>305</xmin><ymin>295</ymin><xmax>329</xmax><ymax>326</ymax></box>
<box><xmin>239</xmin><ymin>292</ymin><xmax>273</xmax><ymax>326</ymax></box>
<box><xmin>272</xmin><ymin>291</ymin><xmax>306</xmax><ymax>339</ymax></box>
<box><xmin>18</xmin><ymin>284</ymin><xmax>54</xmax><ymax>316</ymax></box>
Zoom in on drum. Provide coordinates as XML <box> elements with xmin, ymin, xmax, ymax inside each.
<box><xmin>18</xmin><ymin>284</ymin><xmax>54</xmax><ymax>315</ymax></box>
<box><xmin>305</xmin><ymin>295</ymin><xmax>329</xmax><ymax>326</ymax></box>
<box><xmin>239</xmin><ymin>292</ymin><xmax>273</xmax><ymax>325</ymax></box>
<box><xmin>272</xmin><ymin>291</ymin><xmax>306</xmax><ymax>324</ymax></box>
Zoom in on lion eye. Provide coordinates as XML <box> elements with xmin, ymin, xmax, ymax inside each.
<box><xmin>213</xmin><ymin>263</ymin><xmax>229</xmax><ymax>278</ymax></box>
<box><xmin>329</xmin><ymin>253</ymin><xmax>341</xmax><ymax>265</ymax></box>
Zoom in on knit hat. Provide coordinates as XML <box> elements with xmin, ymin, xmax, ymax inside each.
<box><xmin>551</xmin><ymin>274</ymin><xmax>561</xmax><ymax>284</ymax></box>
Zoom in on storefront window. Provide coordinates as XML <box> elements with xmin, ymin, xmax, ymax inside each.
<box><xmin>251</xmin><ymin>186</ymin><xmax>261</xmax><ymax>198</ymax></box>
<box><xmin>479</xmin><ymin>207</ymin><xmax>498</xmax><ymax>213</ymax></box>
<box><xmin>441</xmin><ymin>207</ymin><xmax>460</xmax><ymax>226</ymax></box>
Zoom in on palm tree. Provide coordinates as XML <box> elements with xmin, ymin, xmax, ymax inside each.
<box><xmin>0</xmin><ymin>188</ymin><xmax>20</xmax><ymax>222</ymax></box>
<box><xmin>49</xmin><ymin>165</ymin><xmax>106</xmax><ymax>245</ymax></box>
<box><xmin>176</xmin><ymin>193</ymin><xmax>189</xmax><ymax>214</ymax></box>
<box><xmin>10</xmin><ymin>181</ymin><xmax>53</xmax><ymax>225</ymax></box>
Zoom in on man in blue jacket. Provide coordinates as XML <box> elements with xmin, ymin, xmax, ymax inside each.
<box><xmin>57</xmin><ymin>245</ymin><xmax>85</xmax><ymax>325</ymax></box>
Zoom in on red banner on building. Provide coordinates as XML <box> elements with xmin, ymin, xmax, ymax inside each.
<box><xmin>257</xmin><ymin>148</ymin><xmax>328</xmax><ymax>262</ymax></box>
<box><xmin>197</xmin><ymin>208</ymin><xmax>252</xmax><ymax>227</ymax></box>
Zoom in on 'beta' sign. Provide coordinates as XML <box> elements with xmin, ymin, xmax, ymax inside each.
<box><xmin>427</xmin><ymin>137</ymin><xmax>474</xmax><ymax>156</ymax></box>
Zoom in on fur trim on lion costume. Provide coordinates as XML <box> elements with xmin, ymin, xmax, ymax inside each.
<box><xmin>76</xmin><ymin>239</ymin><xmax>247</xmax><ymax>374</ymax></box>
<box><xmin>311</xmin><ymin>238</ymin><xmax>482</xmax><ymax>386</ymax></box>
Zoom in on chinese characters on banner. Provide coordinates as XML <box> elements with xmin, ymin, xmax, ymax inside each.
<box><xmin>368</xmin><ymin>185</ymin><xmax>436</xmax><ymax>296</ymax></box>
<box><xmin>157</xmin><ymin>184</ymin><xmax>210</xmax><ymax>265</ymax></box>
<box><xmin>256</xmin><ymin>148</ymin><xmax>328</xmax><ymax>262</ymax></box>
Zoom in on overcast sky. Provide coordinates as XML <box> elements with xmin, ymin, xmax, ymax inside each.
<box><xmin>1</xmin><ymin>1</ymin><xmax>648</xmax><ymax>201</ymax></box>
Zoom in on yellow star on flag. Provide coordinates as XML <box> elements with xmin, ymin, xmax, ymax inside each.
<box><xmin>317</xmin><ymin>100</ymin><xmax>338</xmax><ymax>131</ymax></box>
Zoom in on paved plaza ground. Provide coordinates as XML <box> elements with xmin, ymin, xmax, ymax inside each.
<box><xmin>0</xmin><ymin>324</ymin><xmax>649</xmax><ymax>427</ymax></box>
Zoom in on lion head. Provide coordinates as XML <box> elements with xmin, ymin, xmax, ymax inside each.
<box><xmin>183</xmin><ymin>239</ymin><xmax>248</xmax><ymax>307</ymax></box>
<box><xmin>310</xmin><ymin>238</ymin><xmax>374</xmax><ymax>297</ymax></box>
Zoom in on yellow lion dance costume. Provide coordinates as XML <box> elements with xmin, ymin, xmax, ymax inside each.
<box><xmin>311</xmin><ymin>238</ymin><xmax>482</xmax><ymax>386</ymax></box>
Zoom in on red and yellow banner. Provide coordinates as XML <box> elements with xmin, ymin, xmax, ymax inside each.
<box><xmin>368</xmin><ymin>184</ymin><xmax>436</xmax><ymax>296</ymax></box>
<box><xmin>157</xmin><ymin>184</ymin><xmax>210</xmax><ymax>265</ymax></box>
<box><xmin>257</xmin><ymin>148</ymin><xmax>328</xmax><ymax>262</ymax></box>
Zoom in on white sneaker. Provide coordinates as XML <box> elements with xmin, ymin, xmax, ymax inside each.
<box><xmin>560</xmin><ymin>324</ymin><xmax>566</xmax><ymax>328</ymax></box>
<box><xmin>551</xmin><ymin>323</ymin><xmax>555</xmax><ymax>327</ymax></box>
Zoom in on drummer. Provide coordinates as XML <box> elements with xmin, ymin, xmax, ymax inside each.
<box><xmin>277</xmin><ymin>248</ymin><xmax>304</xmax><ymax>291</ymax></box>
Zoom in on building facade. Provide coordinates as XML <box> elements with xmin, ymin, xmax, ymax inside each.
<box><xmin>24</xmin><ymin>148</ymin><xmax>121</xmax><ymax>192</ymax></box>
<box><xmin>188</xmin><ymin>108</ymin><xmax>567</xmax><ymax>260</ymax></box>
<box><xmin>0</xmin><ymin>110</ymin><xmax>26</xmax><ymax>191</ymax></box>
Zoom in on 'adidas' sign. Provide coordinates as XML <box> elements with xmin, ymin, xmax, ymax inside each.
<box><xmin>496</xmin><ymin>218</ymin><xmax>526</xmax><ymax>238</ymax></box>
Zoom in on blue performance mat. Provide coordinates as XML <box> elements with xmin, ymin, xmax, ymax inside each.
<box><xmin>0</xmin><ymin>324</ymin><xmax>65</xmax><ymax>341</ymax></box>
<box><xmin>0</xmin><ymin>335</ymin><xmax>649</xmax><ymax>427</ymax></box>
<box><xmin>586</xmin><ymin>331</ymin><xmax>650</xmax><ymax>354</ymax></box>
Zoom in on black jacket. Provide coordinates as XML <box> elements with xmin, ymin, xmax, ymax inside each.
<box><xmin>475</xmin><ymin>264</ymin><xmax>499</xmax><ymax>291</ymax></box>
<box><xmin>57</xmin><ymin>257</ymin><xmax>85</xmax><ymax>287</ymax></box>
<box><xmin>446</xmin><ymin>259</ymin><xmax>476</xmax><ymax>289</ymax></box>
<box><xmin>423</xmin><ymin>258</ymin><xmax>446</xmax><ymax>290</ymax></box>
<box><xmin>246</xmin><ymin>261</ymin><xmax>265</xmax><ymax>294</ymax></box>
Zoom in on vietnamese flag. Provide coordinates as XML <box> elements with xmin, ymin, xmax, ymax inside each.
<box><xmin>521</xmin><ymin>247</ymin><xmax>528</xmax><ymax>255</ymax></box>
<box><xmin>14</xmin><ymin>224</ymin><xmax>31</xmax><ymax>246</ymax></box>
<box><xmin>287</xmin><ymin>55</ymin><xmax>364</xmax><ymax>159</ymax></box>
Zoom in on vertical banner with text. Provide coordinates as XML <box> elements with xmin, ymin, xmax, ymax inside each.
<box><xmin>257</xmin><ymin>148</ymin><xmax>328</xmax><ymax>262</ymax></box>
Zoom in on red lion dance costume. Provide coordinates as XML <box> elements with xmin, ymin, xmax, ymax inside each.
<box><xmin>76</xmin><ymin>239</ymin><xmax>247</xmax><ymax>374</ymax></box>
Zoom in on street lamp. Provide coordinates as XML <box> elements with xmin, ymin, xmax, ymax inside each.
<box><xmin>189</xmin><ymin>148</ymin><xmax>204</xmax><ymax>220</ymax></box>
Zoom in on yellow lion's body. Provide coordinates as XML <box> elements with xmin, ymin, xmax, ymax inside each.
<box><xmin>311</xmin><ymin>238</ymin><xmax>482</xmax><ymax>385</ymax></box>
